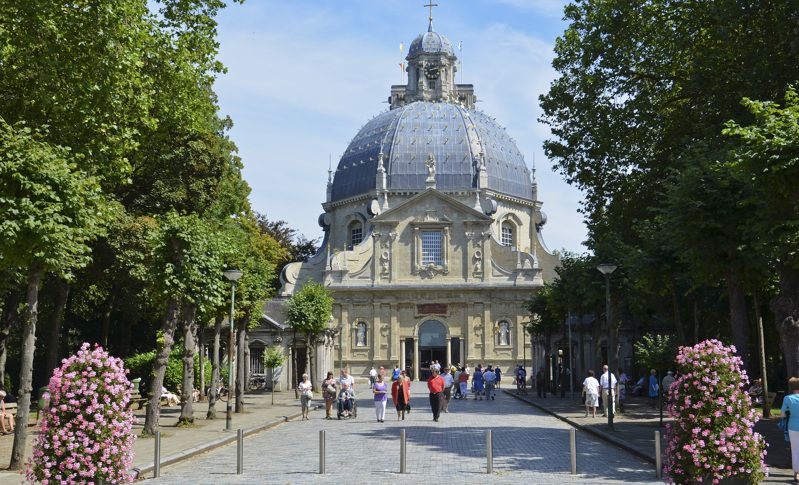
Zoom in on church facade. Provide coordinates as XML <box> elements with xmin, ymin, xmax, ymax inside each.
<box><xmin>276</xmin><ymin>20</ymin><xmax>559</xmax><ymax>384</ymax></box>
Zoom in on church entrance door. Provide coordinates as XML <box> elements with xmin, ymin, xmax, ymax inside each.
<box><xmin>419</xmin><ymin>320</ymin><xmax>447</xmax><ymax>381</ymax></box>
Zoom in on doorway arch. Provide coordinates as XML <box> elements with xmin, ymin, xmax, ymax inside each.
<box><xmin>418</xmin><ymin>320</ymin><xmax>447</xmax><ymax>380</ymax></box>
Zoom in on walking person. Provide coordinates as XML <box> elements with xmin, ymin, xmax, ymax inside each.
<box><xmin>582</xmin><ymin>370</ymin><xmax>600</xmax><ymax>417</ymax></box>
<box><xmin>392</xmin><ymin>370</ymin><xmax>411</xmax><ymax>420</ymax></box>
<box><xmin>781</xmin><ymin>377</ymin><xmax>799</xmax><ymax>483</ymax></box>
<box><xmin>517</xmin><ymin>365</ymin><xmax>527</xmax><ymax>395</ymax></box>
<box><xmin>495</xmin><ymin>366</ymin><xmax>502</xmax><ymax>389</ymax></box>
<box><xmin>484</xmin><ymin>366</ymin><xmax>497</xmax><ymax>400</ymax></box>
<box><xmin>369</xmin><ymin>366</ymin><xmax>377</xmax><ymax>389</ymax></box>
<box><xmin>322</xmin><ymin>371</ymin><xmax>337</xmax><ymax>420</ymax></box>
<box><xmin>427</xmin><ymin>368</ymin><xmax>445</xmax><ymax>421</ymax></box>
<box><xmin>618</xmin><ymin>368</ymin><xmax>629</xmax><ymax>413</ymax></box>
<box><xmin>536</xmin><ymin>367</ymin><xmax>546</xmax><ymax>398</ymax></box>
<box><xmin>648</xmin><ymin>369</ymin><xmax>659</xmax><ymax>407</ymax></box>
<box><xmin>299</xmin><ymin>374</ymin><xmax>313</xmax><ymax>420</ymax></box>
<box><xmin>392</xmin><ymin>365</ymin><xmax>401</xmax><ymax>382</ymax></box>
<box><xmin>458</xmin><ymin>366</ymin><xmax>469</xmax><ymax>399</ymax></box>
<box><xmin>473</xmin><ymin>365</ymin><xmax>485</xmax><ymax>400</ymax></box>
<box><xmin>441</xmin><ymin>366</ymin><xmax>454</xmax><ymax>412</ymax></box>
<box><xmin>599</xmin><ymin>365</ymin><xmax>618</xmax><ymax>417</ymax></box>
<box><xmin>373</xmin><ymin>374</ymin><xmax>388</xmax><ymax>422</ymax></box>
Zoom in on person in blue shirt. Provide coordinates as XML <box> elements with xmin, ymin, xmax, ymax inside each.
<box><xmin>473</xmin><ymin>366</ymin><xmax>485</xmax><ymax>400</ymax></box>
<box><xmin>780</xmin><ymin>377</ymin><xmax>799</xmax><ymax>482</ymax></box>
<box><xmin>648</xmin><ymin>369</ymin><xmax>659</xmax><ymax>407</ymax></box>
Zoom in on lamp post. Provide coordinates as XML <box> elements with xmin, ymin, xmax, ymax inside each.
<box><xmin>223</xmin><ymin>269</ymin><xmax>243</xmax><ymax>431</ymax></box>
<box><xmin>567</xmin><ymin>314</ymin><xmax>576</xmax><ymax>399</ymax></box>
<box><xmin>597</xmin><ymin>263</ymin><xmax>617</xmax><ymax>431</ymax></box>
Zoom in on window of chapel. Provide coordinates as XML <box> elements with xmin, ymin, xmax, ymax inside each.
<box><xmin>501</xmin><ymin>221</ymin><xmax>515</xmax><ymax>248</ymax></box>
<box><xmin>421</xmin><ymin>230</ymin><xmax>444</xmax><ymax>266</ymax></box>
<box><xmin>349</xmin><ymin>221</ymin><xmax>363</xmax><ymax>248</ymax></box>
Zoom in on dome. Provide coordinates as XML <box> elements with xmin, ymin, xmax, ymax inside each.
<box><xmin>330</xmin><ymin>101</ymin><xmax>533</xmax><ymax>202</ymax></box>
<box><xmin>408</xmin><ymin>31</ymin><xmax>455</xmax><ymax>58</ymax></box>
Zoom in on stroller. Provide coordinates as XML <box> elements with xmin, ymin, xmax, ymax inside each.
<box><xmin>336</xmin><ymin>388</ymin><xmax>358</xmax><ymax>420</ymax></box>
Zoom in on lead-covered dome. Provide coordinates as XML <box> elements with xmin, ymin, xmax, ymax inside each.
<box><xmin>331</xmin><ymin>101</ymin><xmax>533</xmax><ymax>202</ymax></box>
<box><xmin>408</xmin><ymin>30</ymin><xmax>455</xmax><ymax>58</ymax></box>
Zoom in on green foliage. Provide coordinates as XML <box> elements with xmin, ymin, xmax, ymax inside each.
<box><xmin>263</xmin><ymin>346</ymin><xmax>285</xmax><ymax>371</ymax></box>
<box><xmin>287</xmin><ymin>282</ymin><xmax>333</xmax><ymax>336</ymax></box>
<box><xmin>0</xmin><ymin>121</ymin><xmax>110</xmax><ymax>277</ymax></box>
<box><xmin>125</xmin><ymin>346</ymin><xmax>212</xmax><ymax>393</ymax></box>
<box><xmin>634</xmin><ymin>334</ymin><xmax>676</xmax><ymax>375</ymax></box>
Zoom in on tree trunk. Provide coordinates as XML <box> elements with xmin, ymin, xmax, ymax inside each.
<box><xmin>670</xmin><ymin>280</ymin><xmax>686</xmax><ymax>345</ymax></box>
<box><xmin>143</xmin><ymin>296</ymin><xmax>181</xmax><ymax>436</ymax></box>
<box><xmin>726</xmin><ymin>264</ymin><xmax>750</xmax><ymax>367</ymax></box>
<box><xmin>693</xmin><ymin>298</ymin><xmax>700</xmax><ymax>343</ymax></box>
<box><xmin>178</xmin><ymin>303</ymin><xmax>198</xmax><ymax>425</ymax></box>
<box><xmin>235</xmin><ymin>315</ymin><xmax>248</xmax><ymax>413</ymax></box>
<box><xmin>99</xmin><ymin>292</ymin><xmax>115</xmax><ymax>349</ymax></box>
<box><xmin>0</xmin><ymin>290</ymin><xmax>22</xmax><ymax>389</ymax></box>
<box><xmin>773</xmin><ymin>263</ymin><xmax>799</xmax><ymax>378</ymax></box>
<box><xmin>45</xmin><ymin>278</ymin><xmax>70</xmax><ymax>375</ymax></box>
<box><xmin>198</xmin><ymin>324</ymin><xmax>205</xmax><ymax>401</ymax></box>
<box><xmin>207</xmin><ymin>314</ymin><xmax>223</xmax><ymax>419</ymax></box>
<box><xmin>9</xmin><ymin>267</ymin><xmax>44</xmax><ymax>470</ymax></box>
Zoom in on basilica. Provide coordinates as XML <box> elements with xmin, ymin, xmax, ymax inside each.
<box><xmin>252</xmin><ymin>17</ymin><xmax>559</xmax><ymax>388</ymax></box>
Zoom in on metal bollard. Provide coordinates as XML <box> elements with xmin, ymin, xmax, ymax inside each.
<box><xmin>486</xmin><ymin>430</ymin><xmax>493</xmax><ymax>474</ymax></box>
<box><xmin>400</xmin><ymin>429</ymin><xmax>407</xmax><ymax>474</ymax></box>
<box><xmin>237</xmin><ymin>429</ymin><xmax>244</xmax><ymax>475</ymax></box>
<box><xmin>655</xmin><ymin>430</ymin><xmax>662</xmax><ymax>479</ymax></box>
<box><xmin>319</xmin><ymin>430</ymin><xmax>326</xmax><ymax>474</ymax></box>
<box><xmin>570</xmin><ymin>428</ymin><xmax>577</xmax><ymax>475</ymax></box>
<box><xmin>153</xmin><ymin>431</ymin><xmax>161</xmax><ymax>478</ymax></box>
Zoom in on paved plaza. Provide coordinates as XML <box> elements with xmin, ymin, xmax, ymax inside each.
<box><xmin>147</xmin><ymin>383</ymin><xmax>662</xmax><ymax>484</ymax></box>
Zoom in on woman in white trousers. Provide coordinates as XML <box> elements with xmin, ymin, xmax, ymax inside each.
<box><xmin>373</xmin><ymin>374</ymin><xmax>388</xmax><ymax>423</ymax></box>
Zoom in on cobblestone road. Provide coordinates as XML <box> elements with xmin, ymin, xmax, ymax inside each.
<box><xmin>148</xmin><ymin>383</ymin><xmax>662</xmax><ymax>484</ymax></box>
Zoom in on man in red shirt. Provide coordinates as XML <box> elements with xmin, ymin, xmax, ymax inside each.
<box><xmin>427</xmin><ymin>368</ymin><xmax>445</xmax><ymax>421</ymax></box>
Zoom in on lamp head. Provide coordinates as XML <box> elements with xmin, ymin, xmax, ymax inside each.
<box><xmin>596</xmin><ymin>263</ymin><xmax>617</xmax><ymax>275</ymax></box>
<box><xmin>223</xmin><ymin>269</ymin><xmax>244</xmax><ymax>282</ymax></box>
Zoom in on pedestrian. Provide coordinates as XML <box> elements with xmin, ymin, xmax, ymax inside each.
<box><xmin>599</xmin><ymin>365</ymin><xmax>618</xmax><ymax>417</ymax></box>
<box><xmin>0</xmin><ymin>386</ymin><xmax>14</xmax><ymax>434</ymax></box>
<box><xmin>648</xmin><ymin>369</ymin><xmax>659</xmax><ymax>407</ymax></box>
<box><xmin>473</xmin><ymin>365</ymin><xmax>485</xmax><ymax>400</ymax></box>
<box><xmin>427</xmin><ymin>368</ymin><xmax>445</xmax><ymax>421</ymax></box>
<box><xmin>299</xmin><ymin>373</ymin><xmax>313</xmax><ymax>420</ymax></box>
<box><xmin>517</xmin><ymin>365</ymin><xmax>527</xmax><ymax>394</ymax></box>
<box><xmin>369</xmin><ymin>366</ymin><xmax>377</xmax><ymax>389</ymax></box>
<box><xmin>392</xmin><ymin>365</ymin><xmax>401</xmax><ymax>382</ymax></box>
<box><xmin>392</xmin><ymin>369</ymin><xmax>411</xmax><ymax>420</ymax></box>
<box><xmin>484</xmin><ymin>366</ymin><xmax>497</xmax><ymax>400</ymax></box>
<box><xmin>495</xmin><ymin>366</ymin><xmax>502</xmax><ymax>389</ymax></box>
<box><xmin>536</xmin><ymin>367</ymin><xmax>546</xmax><ymax>398</ymax></box>
<box><xmin>441</xmin><ymin>366</ymin><xmax>454</xmax><ymax>412</ymax></box>
<box><xmin>373</xmin><ymin>373</ymin><xmax>388</xmax><ymax>422</ymax></box>
<box><xmin>780</xmin><ymin>377</ymin><xmax>799</xmax><ymax>483</ymax></box>
<box><xmin>661</xmin><ymin>370</ymin><xmax>676</xmax><ymax>402</ymax></box>
<box><xmin>458</xmin><ymin>366</ymin><xmax>469</xmax><ymax>399</ymax></box>
<box><xmin>339</xmin><ymin>367</ymin><xmax>355</xmax><ymax>392</ymax></box>
<box><xmin>322</xmin><ymin>371</ymin><xmax>337</xmax><ymax>420</ymax></box>
<box><xmin>582</xmin><ymin>370</ymin><xmax>599</xmax><ymax>418</ymax></box>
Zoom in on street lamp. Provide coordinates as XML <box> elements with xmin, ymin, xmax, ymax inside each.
<box><xmin>597</xmin><ymin>263</ymin><xmax>617</xmax><ymax>431</ymax></box>
<box><xmin>223</xmin><ymin>269</ymin><xmax>243</xmax><ymax>431</ymax></box>
<box><xmin>567</xmin><ymin>313</ymin><xmax>578</xmax><ymax>400</ymax></box>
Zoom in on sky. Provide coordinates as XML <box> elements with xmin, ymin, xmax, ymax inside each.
<box><xmin>213</xmin><ymin>0</ymin><xmax>587</xmax><ymax>253</ymax></box>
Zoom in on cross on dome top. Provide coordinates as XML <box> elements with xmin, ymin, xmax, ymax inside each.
<box><xmin>424</xmin><ymin>1</ymin><xmax>438</xmax><ymax>32</ymax></box>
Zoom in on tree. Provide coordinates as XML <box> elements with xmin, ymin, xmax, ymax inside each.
<box><xmin>0</xmin><ymin>121</ymin><xmax>109</xmax><ymax>469</ymax></box>
<box><xmin>286</xmin><ymin>282</ymin><xmax>333</xmax><ymax>388</ymax></box>
<box><xmin>263</xmin><ymin>346</ymin><xmax>286</xmax><ymax>405</ymax></box>
<box><xmin>525</xmin><ymin>285</ymin><xmax>564</xmax><ymax>374</ymax></box>
<box><xmin>724</xmin><ymin>88</ymin><xmax>799</xmax><ymax>377</ymax></box>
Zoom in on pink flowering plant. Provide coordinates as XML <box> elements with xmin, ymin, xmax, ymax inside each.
<box><xmin>26</xmin><ymin>343</ymin><xmax>136</xmax><ymax>484</ymax></box>
<box><xmin>663</xmin><ymin>339</ymin><xmax>766</xmax><ymax>484</ymax></box>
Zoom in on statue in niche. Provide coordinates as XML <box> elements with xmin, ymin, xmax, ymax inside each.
<box><xmin>380</xmin><ymin>250</ymin><xmax>390</xmax><ymax>276</ymax></box>
<box><xmin>498</xmin><ymin>321</ymin><xmax>510</xmax><ymax>346</ymax></box>
<box><xmin>425</xmin><ymin>153</ymin><xmax>436</xmax><ymax>179</ymax></box>
<box><xmin>355</xmin><ymin>323</ymin><xmax>367</xmax><ymax>347</ymax></box>
<box><xmin>472</xmin><ymin>250</ymin><xmax>483</xmax><ymax>274</ymax></box>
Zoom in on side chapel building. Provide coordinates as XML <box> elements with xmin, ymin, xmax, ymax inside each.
<box><xmin>253</xmin><ymin>17</ymin><xmax>560</xmax><ymax>388</ymax></box>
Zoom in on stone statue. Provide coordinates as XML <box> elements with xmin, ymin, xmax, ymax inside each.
<box><xmin>499</xmin><ymin>322</ymin><xmax>510</xmax><ymax>346</ymax></box>
<box><xmin>425</xmin><ymin>153</ymin><xmax>436</xmax><ymax>179</ymax></box>
<box><xmin>356</xmin><ymin>323</ymin><xmax>367</xmax><ymax>347</ymax></box>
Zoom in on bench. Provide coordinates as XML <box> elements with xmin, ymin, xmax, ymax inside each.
<box><xmin>128</xmin><ymin>393</ymin><xmax>148</xmax><ymax>410</ymax></box>
<box><xmin>2</xmin><ymin>402</ymin><xmax>16</xmax><ymax>432</ymax></box>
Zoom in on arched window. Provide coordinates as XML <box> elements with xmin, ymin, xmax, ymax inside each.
<box><xmin>497</xmin><ymin>321</ymin><xmax>511</xmax><ymax>346</ymax></box>
<box><xmin>501</xmin><ymin>221</ymin><xmax>515</xmax><ymax>247</ymax></box>
<box><xmin>349</xmin><ymin>221</ymin><xmax>363</xmax><ymax>248</ymax></box>
<box><xmin>355</xmin><ymin>322</ymin><xmax>368</xmax><ymax>347</ymax></box>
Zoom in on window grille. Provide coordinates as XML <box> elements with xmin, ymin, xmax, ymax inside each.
<box><xmin>350</xmin><ymin>225</ymin><xmax>363</xmax><ymax>247</ymax></box>
<box><xmin>421</xmin><ymin>230</ymin><xmax>443</xmax><ymax>266</ymax></box>
<box><xmin>501</xmin><ymin>222</ymin><xmax>514</xmax><ymax>247</ymax></box>
<box><xmin>249</xmin><ymin>345</ymin><xmax>265</xmax><ymax>375</ymax></box>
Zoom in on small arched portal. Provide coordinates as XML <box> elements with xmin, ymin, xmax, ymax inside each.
<box><xmin>418</xmin><ymin>320</ymin><xmax>447</xmax><ymax>380</ymax></box>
